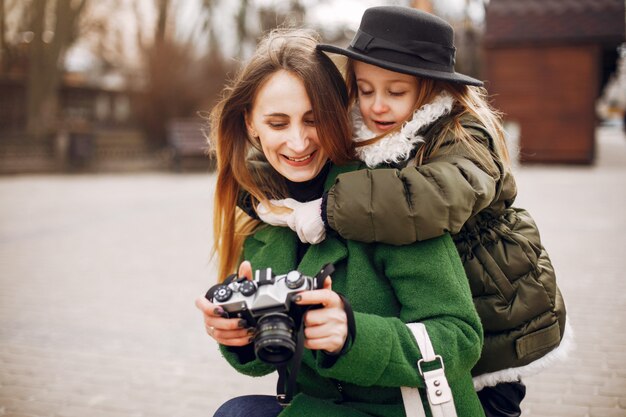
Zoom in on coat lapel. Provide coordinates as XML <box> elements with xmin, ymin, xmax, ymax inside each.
<box><xmin>246</xmin><ymin>226</ymin><xmax>349</xmax><ymax>278</ymax></box>
<box><xmin>298</xmin><ymin>235</ymin><xmax>348</xmax><ymax>278</ymax></box>
<box><xmin>244</xmin><ymin>226</ymin><xmax>298</xmax><ymax>274</ymax></box>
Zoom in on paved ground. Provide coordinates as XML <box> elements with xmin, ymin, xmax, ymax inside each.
<box><xmin>0</xmin><ymin>126</ymin><xmax>625</xmax><ymax>417</ymax></box>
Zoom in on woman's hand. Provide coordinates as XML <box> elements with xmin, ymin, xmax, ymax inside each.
<box><xmin>296</xmin><ymin>277</ymin><xmax>348</xmax><ymax>354</ymax></box>
<box><xmin>194</xmin><ymin>261</ymin><xmax>255</xmax><ymax>347</ymax></box>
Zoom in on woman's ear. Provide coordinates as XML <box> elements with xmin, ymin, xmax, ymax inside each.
<box><xmin>244</xmin><ymin>112</ymin><xmax>258</xmax><ymax>139</ymax></box>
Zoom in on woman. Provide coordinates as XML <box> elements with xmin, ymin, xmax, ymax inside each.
<box><xmin>196</xmin><ymin>28</ymin><xmax>485</xmax><ymax>417</ymax></box>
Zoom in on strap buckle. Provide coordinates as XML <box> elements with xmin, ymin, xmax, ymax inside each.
<box><xmin>276</xmin><ymin>394</ymin><xmax>290</xmax><ymax>408</ymax></box>
<box><xmin>417</xmin><ymin>354</ymin><xmax>444</xmax><ymax>376</ymax></box>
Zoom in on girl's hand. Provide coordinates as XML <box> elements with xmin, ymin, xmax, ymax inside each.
<box><xmin>194</xmin><ymin>261</ymin><xmax>255</xmax><ymax>347</ymax></box>
<box><xmin>296</xmin><ymin>277</ymin><xmax>348</xmax><ymax>354</ymax></box>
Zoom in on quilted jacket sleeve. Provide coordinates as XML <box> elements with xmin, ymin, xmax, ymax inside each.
<box><xmin>326</xmin><ymin>134</ymin><xmax>502</xmax><ymax>245</ymax></box>
<box><xmin>315</xmin><ymin>234</ymin><xmax>483</xmax><ymax>387</ymax></box>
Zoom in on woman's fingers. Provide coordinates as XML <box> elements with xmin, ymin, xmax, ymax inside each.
<box><xmin>322</xmin><ymin>276</ymin><xmax>333</xmax><ymax>290</ymax></box>
<box><xmin>294</xmin><ymin>279</ymin><xmax>348</xmax><ymax>353</ymax></box>
<box><xmin>296</xmin><ymin>288</ymin><xmax>342</xmax><ymax>308</ymax></box>
<box><xmin>204</xmin><ymin>315</ymin><xmax>249</xmax><ymax>330</ymax></box>
<box><xmin>303</xmin><ymin>311</ymin><xmax>347</xmax><ymax>354</ymax></box>
<box><xmin>304</xmin><ymin>305</ymin><xmax>346</xmax><ymax>327</ymax></box>
<box><xmin>238</xmin><ymin>260</ymin><xmax>253</xmax><ymax>280</ymax></box>
<box><xmin>211</xmin><ymin>317</ymin><xmax>254</xmax><ymax>346</ymax></box>
<box><xmin>212</xmin><ymin>325</ymin><xmax>254</xmax><ymax>340</ymax></box>
<box><xmin>206</xmin><ymin>319</ymin><xmax>253</xmax><ymax>346</ymax></box>
<box><xmin>303</xmin><ymin>335</ymin><xmax>344</xmax><ymax>354</ymax></box>
<box><xmin>303</xmin><ymin>320</ymin><xmax>345</xmax><ymax>339</ymax></box>
<box><xmin>195</xmin><ymin>296</ymin><xmax>226</xmax><ymax>317</ymax></box>
<box><xmin>215</xmin><ymin>332</ymin><xmax>254</xmax><ymax>347</ymax></box>
<box><xmin>195</xmin><ymin>296</ymin><xmax>254</xmax><ymax>346</ymax></box>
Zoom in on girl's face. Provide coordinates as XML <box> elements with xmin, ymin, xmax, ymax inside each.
<box><xmin>247</xmin><ymin>70</ymin><xmax>328</xmax><ymax>183</ymax></box>
<box><xmin>353</xmin><ymin>60</ymin><xmax>420</xmax><ymax>134</ymax></box>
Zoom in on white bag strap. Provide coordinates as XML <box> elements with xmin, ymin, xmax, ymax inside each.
<box><xmin>401</xmin><ymin>323</ymin><xmax>458</xmax><ymax>417</ymax></box>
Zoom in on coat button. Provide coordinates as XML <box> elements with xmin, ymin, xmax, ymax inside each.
<box><xmin>436</xmin><ymin>390</ymin><xmax>442</xmax><ymax>396</ymax></box>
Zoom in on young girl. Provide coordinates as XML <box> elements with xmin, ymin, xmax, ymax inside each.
<box><xmin>256</xmin><ymin>6</ymin><xmax>571</xmax><ymax>416</ymax></box>
<box><xmin>197</xmin><ymin>28</ymin><xmax>486</xmax><ymax>417</ymax></box>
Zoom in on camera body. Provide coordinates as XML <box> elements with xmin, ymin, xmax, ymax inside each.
<box><xmin>210</xmin><ymin>268</ymin><xmax>316</xmax><ymax>322</ymax></box>
<box><xmin>206</xmin><ymin>265</ymin><xmax>334</xmax><ymax>365</ymax></box>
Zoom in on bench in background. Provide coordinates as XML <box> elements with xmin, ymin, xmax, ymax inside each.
<box><xmin>166</xmin><ymin>118</ymin><xmax>214</xmax><ymax>171</ymax></box>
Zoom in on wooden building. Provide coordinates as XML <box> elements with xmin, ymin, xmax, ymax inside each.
<box><xmin>484</xmin><ymin>0</ymin><xmax>625</xmax><ymax>164</ymax></box>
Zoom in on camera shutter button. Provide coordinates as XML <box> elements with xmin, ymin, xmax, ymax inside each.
<box><xmin>285</xmin><ymin>271</ymin><xmax>304</xmax><ymax>289</ymax></box>
<box><xmin>214</xmin><ymin>285</ymin><xmax>233</xmax><ymax>302</ymax></box>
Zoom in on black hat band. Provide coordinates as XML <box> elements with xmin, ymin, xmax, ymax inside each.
<box><xmin>349</xmin><ymin>29</ymin><xmax>456</xmax><ymax>73</ymax></box>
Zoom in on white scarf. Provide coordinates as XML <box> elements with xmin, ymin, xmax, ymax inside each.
<box><xmin>352</xmin><ymin>91</ymin><xmax>454</xmax><ymax>168</ymax></box>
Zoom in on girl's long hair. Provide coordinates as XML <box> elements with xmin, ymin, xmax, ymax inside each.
<box><xmin>210</xmin><ymin>29</ymin><xmax>353</xmax><ymax>280</ymax></box>
<box><xmin>344</xmin><ymin>59</ymin><xmax>509</xmax><ymax>167</ymax></box>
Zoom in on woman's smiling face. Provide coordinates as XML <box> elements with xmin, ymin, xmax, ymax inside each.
<box><xmin>353</xmin><ymin>60</ymin><xmax>420</xmax><ymax>134</ymax></box>
<box><xmin>247</xmin><ymin>70</ymin><xmax>328</xmax><ymax>182</ymax></box>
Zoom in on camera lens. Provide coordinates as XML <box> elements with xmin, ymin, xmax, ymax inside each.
<box><xmin>254</xmin><ymin>313</ymin><xmax>297</xmax><ymax>365</ymax></box>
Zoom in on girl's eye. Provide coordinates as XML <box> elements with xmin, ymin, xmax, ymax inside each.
<box><xmin>304</xmin><ymin>119</ymin><xmax>316</xmax><ymax>126</ymax></box>
<box><xmin>358</xmin><ymin>89</ymin><xmax>373</xmax><ymax>96</ymax></box>
<box><xmin>389</xmin><ymin>91</ymin><xmax>406</xmax><ymax>97</ymax></box>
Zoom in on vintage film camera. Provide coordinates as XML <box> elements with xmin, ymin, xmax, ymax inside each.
<box><xmin>205</xmin><ymin>264</ymin><xmax>334</xmax><ymax>365</ymax></box>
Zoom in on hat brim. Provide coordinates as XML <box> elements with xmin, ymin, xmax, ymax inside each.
<box><xmin>317</xmin><ymin>43</ymin><xmax>483</xmax><ymax>87</ymax></box>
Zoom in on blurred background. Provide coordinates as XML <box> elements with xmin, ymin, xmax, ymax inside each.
<box><xmin>1</xmin><ymin>0</ymin><xmax>623</xmax><ymax>172</ymax></box>
<box><xmin>1</xmin><ymin>1</ymin><xmax>626</xmax><ymax>417</ymax></box>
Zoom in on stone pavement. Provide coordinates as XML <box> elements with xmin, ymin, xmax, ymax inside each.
<box><xmin>0</xmin><ymin>126</ymin><xmax>625</xmax><ymax>417</ymax></box>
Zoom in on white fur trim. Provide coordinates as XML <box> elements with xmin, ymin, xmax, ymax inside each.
<box><xmin>473</xmin><ymin>321</ymin><xmax>575</xmax><ymax>391</ymax></box>
<box><xmin>353</xmin><ymin>91</ymin><xmax>454</xmax><ymax>168</ymax></box>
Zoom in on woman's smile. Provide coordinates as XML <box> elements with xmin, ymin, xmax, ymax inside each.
<box><xmin>282</xmin><ymin>150</ymin><xmax>317</xmax><ymax>165</ymax></box>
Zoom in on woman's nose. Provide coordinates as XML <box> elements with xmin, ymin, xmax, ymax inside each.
<box><xmin>287</xmin><ymin>125</ymin><xmax>309</xmax><ymax>152</ymax></box>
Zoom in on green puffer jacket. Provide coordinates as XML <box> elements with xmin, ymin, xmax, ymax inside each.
<box><xmin>326</xmin><ymin>112</ymin><xmax>568</xmax><ymax>388</ymax></box>
<box><xmin>221</xmin><ymin>163</ymin><xmax>485</xmax><ymax>417</ymax></box>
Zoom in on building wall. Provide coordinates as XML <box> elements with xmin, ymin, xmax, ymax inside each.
<box><xmin>0</xmin><ymin>78</ymin><xmax>137</xmax><ymax>135</ymax></box>
<box><xmin>485</xmin><ymin>44</ymin><xmax>600</xmax><ymax>164</ymax></box>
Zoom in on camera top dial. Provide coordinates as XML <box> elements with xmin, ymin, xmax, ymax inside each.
<box><xmin>285</xmin><ymin>270</ymin><xmax>305</xmax><ymax>289</ymax></box>
<box><xmin>213</xmin><ymin>285</ymin><xmax>233</xmax><ymax>302</ymax></box>
<box><xmin>239</xmin><ymin>280</ymin><xmax>257</xmax><ymax>296</ymax></box>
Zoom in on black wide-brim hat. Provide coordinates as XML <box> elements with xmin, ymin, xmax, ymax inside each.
<box><xmin>318</xmin><ymin>6</ymin><xmax>483</xmax><ymax>87</ymax></box>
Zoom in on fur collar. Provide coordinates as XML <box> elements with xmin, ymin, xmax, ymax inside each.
<box><xmin>352</xmin><ymin>91</ymin><xmax>454</xmax><ymax>168</ymax></box>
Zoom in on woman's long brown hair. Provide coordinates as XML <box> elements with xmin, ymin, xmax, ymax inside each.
<box><xmin>210</xmin><ymin>29</ymin><xmax>353</xmax><ymax>281</ymax></box>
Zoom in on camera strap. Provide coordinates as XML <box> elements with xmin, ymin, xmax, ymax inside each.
<box><xmin>275</xmin><ymin>263</ymin><xmax>338</xmax><ymax>407</ymax></box>
<box><xmin>276</xmin><ymin>324</ymin><xmax>306</xmax><ymax>407</ymax></box>
<box><xmin>205</xmin><ymin>273</ymin><xmax>239</xmax><ymax>301</ymax></box>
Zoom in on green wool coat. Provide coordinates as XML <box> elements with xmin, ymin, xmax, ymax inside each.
<box><xmin>220</xmin><ymin>164</ymin><xmax>486</xmax><ymax>417</ymax></box>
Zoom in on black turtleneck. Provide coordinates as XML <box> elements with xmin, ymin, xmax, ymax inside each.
<box><xmin>285</xmin><ymin>161</ymin><xmax>330</xmax><ymax>203</ymax></box>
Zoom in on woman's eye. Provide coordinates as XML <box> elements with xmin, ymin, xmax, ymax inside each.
<box><xmin>268</xmin><ymin>122</ymin><xmax>287</xmax><ymax>129</ymax></box>
<box><xmin>304</xmin><ymin>119</ymin><xmax>316</xmax><ymax>126</ymax></box>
